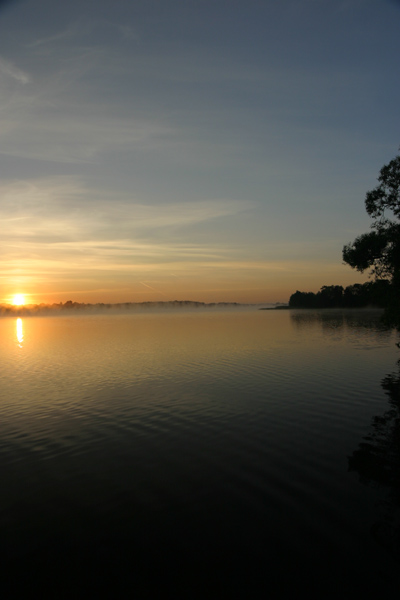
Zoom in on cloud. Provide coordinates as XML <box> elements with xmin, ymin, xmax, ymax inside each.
<box><xmin>0</xmin><ymin>31</ymin><xmax>184</xmax><ymax>164</ymax></box>
<box><xmin>0</xmin><ymin>56</ymin><xmax>30</xmax><ymax>84</ymax></box>
<box><xmin>0</xmin><ymin>113</ymin><xmax>174</xmax><ymax>163</ymax></box>
<box><xmin>0</xmin><ymin>176</ymin><xmax>248</xmax><ymax>228</ymax></box>
<box><xmin>0</xmin><ymin>8</ymin><xmax>371</xmax><ymax>172</ymax></box>
<box><xmin>0</xmin><ymin>176</ymin><xmax>326</xmax><ymax>283</ymax></box>
<box><xmin>29</xmin><ymin>18</ymin><xmax>139</xmax><ymax>49</ymax></box>
<box><xmin>28</xmin><ymin>21</ymin><xmax>85</xmax><ymax>48</ymax></box>
<box><xmin>0</xmin><ymin>177</ymin><xmax>250</xmax><ymax>278</ymax></box>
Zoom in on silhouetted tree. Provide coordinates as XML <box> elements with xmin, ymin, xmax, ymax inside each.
<box><xmin>289</xmin><ymin>291</ymin><xmax>318</xmax><ymax>308</ymax></box>
<box><xmin>343</xmin><ymin>283</ymin><xmax>368</xmax><ymax>308</ymax></box>
<box><xmin>289</xmin><ymin>282</ymin><xmax>390</xmax><ymax>309</ymax></box>
<box><xmin>316</xmin><ymin>285</ymin><xmax>343</xmax><ymax>307</ymax></box>
<box><xmin>343</xmin><ymin>151</ymin><xmax>400</xmax><ymax>327</ymax></box>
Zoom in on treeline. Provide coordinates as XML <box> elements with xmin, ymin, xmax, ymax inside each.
<box><xmin>289</xmin><ymin>280</ymin><xmax>391</xmax><ymax>309</ymax></box>
<box><xmin>0</xmin><ymin>300</ymin><xmax>242</xmax><ymax>317</ymax></box>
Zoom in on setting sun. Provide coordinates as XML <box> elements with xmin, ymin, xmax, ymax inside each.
<box><xmin>12</xmin><ymin>294</ymin><xmax>25</xmax><ymax>306</ymax></box>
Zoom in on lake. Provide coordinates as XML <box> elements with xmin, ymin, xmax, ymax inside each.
<box><xmin>1</xmin><ymin>308</ymin><xmax>399</xmax><ymax>596</ymax></box>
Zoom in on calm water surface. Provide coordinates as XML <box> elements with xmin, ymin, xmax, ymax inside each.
<box><xmin>1</xmin><ymin>309</ymin><xmax>399</xmax><ymax>595</ymax></box>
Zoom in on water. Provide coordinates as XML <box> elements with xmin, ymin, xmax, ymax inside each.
<box><xmin>1</xmin><ymin>309</ymin><xmax>399</xmax><ymax>595</ymax></box>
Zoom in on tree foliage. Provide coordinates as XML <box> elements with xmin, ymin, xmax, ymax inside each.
<box><xmin>289</xmin><ymin>281</ymin><xmax>391</xmax><ymax>309</ymax></box>
<box><xmin>342</xmin><ymin>152</ymin><xmax>400</xmax><ymax>327</ymax></box>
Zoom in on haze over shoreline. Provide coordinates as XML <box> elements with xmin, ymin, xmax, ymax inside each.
<box><xmin>0</xmin><ymin>300</ymin><xmax>285</xmax><ymax>317</ymax></box>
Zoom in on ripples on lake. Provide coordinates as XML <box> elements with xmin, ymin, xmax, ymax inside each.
<box><xmin>1</xmin><ymin>309</ymin><xmax>399</xmax><ymax>595</ymax></box>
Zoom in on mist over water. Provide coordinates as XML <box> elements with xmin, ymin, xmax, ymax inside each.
<box><xmin>1</xmin><ymin>309</ymin><xmax>399</xmax><ymax>595</ymax></box>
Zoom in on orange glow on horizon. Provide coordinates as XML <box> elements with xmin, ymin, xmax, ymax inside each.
<box><xmin>0</xmin><ymin>260</ymin><xmax>370</xmax><ymax>307</ymax></box>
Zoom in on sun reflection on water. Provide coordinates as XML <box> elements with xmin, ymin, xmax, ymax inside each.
<box><xmin>16</xmin><ymin>318</ymin><xmax>24</xmax><ymax>347</ymax></box>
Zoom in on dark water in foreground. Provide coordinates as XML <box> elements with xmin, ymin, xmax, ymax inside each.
<box><xmin>1</xmin><ymin>309</ymin><xmax>400</xmax><ymax>596</ymax></box>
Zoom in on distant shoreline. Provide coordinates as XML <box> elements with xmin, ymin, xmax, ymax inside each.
<box><xmin>0</xmin><ymin>301</ymin><xmax>386</xmax><ymax>318</ymax></box>
<box><xmin>0</xmin><ymin>300</ymin><xmax>279</xmax><ymax>317</ymax></box>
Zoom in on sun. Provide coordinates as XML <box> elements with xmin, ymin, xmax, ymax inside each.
<box><xmin>12</xmin><ymin>294</ymin><xmax>25</xmax><ymax>306</ymax></box>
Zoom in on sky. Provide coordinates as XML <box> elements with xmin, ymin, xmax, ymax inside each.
<box><xmin>0</xmin><ymin>0</ymin><xmax>399</xmax><ymax>305</ymax></box>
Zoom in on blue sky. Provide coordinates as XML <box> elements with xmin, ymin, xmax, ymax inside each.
<box><xmin>1</xmin><ymin>0</ymin><xmax>399</xmax><ymax>304</ymax></box>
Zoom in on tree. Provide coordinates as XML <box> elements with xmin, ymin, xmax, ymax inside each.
<box><xmin>317</xmin><ymin>285</ymin><xmax>344</xmax><ymax>308</ymax></box>
<box><xmin>343</xmin><ymin>151</ymin><xmax>400</xmax><ymax>327</ymax></box>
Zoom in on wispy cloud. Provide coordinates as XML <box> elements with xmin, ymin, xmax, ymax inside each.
<box><xmin>0</xmin><ymin>114</ymin><xmax>174</xmax><ymax>163</ymax></box>
<box><xmin>0</xmin><ymin>177</ymin><xmax>248</xmax><ymax>231</ymax></box>
<box><xmin>0</xmin><ymin>56</ymin><xmax>30</xmax><ymax>84</ymax></box>
<box><xmin>0</xmin><ymin>177</ymin><xmax>250</xmax><ymax>281</ymax></box>
<box><xmin>29</xmin><ymin>18</ymin><xmax>139</xmax><ymax>49</ymax></box>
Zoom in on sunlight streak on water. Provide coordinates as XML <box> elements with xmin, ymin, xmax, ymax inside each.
<box><xmin>16</xmin><ymin>318</ymin><xmax>23</xmax><ymax>347</ymax></box>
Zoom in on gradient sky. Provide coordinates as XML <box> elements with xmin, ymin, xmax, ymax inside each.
<box><xmin>1</xmin><ymin>0</ymin><xmax>399</xmax><ymax>304</ymax></box>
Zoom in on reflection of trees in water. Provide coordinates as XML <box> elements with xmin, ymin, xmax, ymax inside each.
<box><xmin>348</xmin><ymin>364</ymin><xmax>400</xmax><ymax>557</ymax></box>
<box><xmin>290</xmin><ymin>309</ymin><xmax>392</xmax><ymax>336</ymax></box>
<box><xmin>289</xmin><ymin>309</ymin><xmax>399</xmax><ymax>553</ymax></box>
